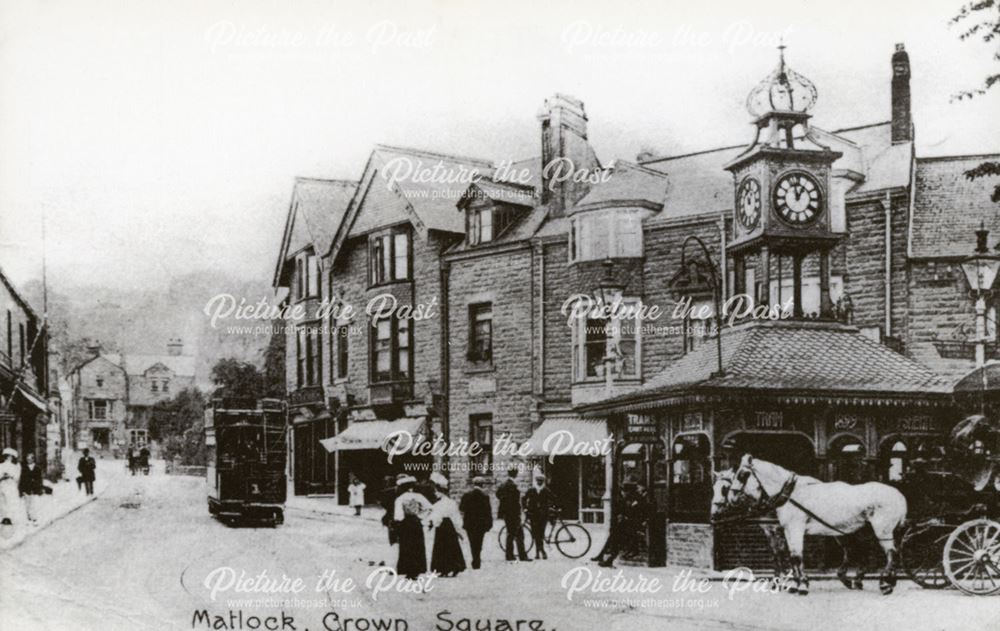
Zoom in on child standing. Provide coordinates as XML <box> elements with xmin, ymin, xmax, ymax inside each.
<box><xmin>348</xmin><ymin>475</ymin><xmax>366</xmax><ymax>516</ymax></box>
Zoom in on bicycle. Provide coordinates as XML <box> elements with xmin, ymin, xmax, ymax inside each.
<box><xmin>497</xmin><ymin>512</ymin><xmax>592</xmax><ymax>559</ymax></box>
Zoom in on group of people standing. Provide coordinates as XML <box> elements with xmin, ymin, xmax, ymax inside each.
<box><xmin>0</xmin><ymin>447</ymin><xmax>45</xmax><ymax>527</ymax></box>
<box><xmin>376</xmin><ymin>467</ymin><xmax>557</xmax><ymax>580</ymax></box>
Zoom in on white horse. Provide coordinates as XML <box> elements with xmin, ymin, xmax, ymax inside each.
<box><xmin>711</xmin><ymin>471</ymin><xmax>794</xmax><ymax>587</ymax></box>
<box><xmin>730</xmin><ymin>454</ymin><xmax>908</xmax><ymax>595</ymax></box>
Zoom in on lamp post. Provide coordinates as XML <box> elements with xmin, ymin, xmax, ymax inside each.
<box><xmin>673</xmin><ymin>236</ymin><xmax>725</xmax><ymax>378</ymax></box>
<box><xmin>960</xmin><ymin>224</ymin><xmax>1000</xmax><ymax>413</ymax></box>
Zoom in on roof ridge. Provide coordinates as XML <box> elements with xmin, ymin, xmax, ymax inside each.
<box><xmin>917</xmin><ymin>153</ymin><xmax>1000</xmax><ymax>163</ymax></box>
<box><xmin>373</xmin><ymin>143</ymin><xmax>493</xmax><ymax>167</ymax></box>
<box><xmin>295</xmin><ymin>176</ymin><xmax>358</xmax><ymax>187</ymax></box>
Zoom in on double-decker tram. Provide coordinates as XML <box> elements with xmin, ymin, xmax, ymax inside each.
<box><xmin>205</xmin><ymin>397</ymin><xmax>287</xmax><ymax>526</ymax></box>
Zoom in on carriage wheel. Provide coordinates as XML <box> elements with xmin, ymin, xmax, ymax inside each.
<box><xmin>942</xmin><ymin>519</ymin><xmax>1000</xmax><ymax>596</ymax></box>
<box><xmin>900</xmin><ymin>524</ymin><xmax>950</xmax><ymax>589</ymax></box>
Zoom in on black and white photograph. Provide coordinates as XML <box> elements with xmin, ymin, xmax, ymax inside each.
<box><xmin>1</xmin><ymin>1</ymin><xmax>1000</xmax><ymax>629</ymax></box>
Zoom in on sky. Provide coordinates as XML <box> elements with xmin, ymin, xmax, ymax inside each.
<box><xmin>0</xmin><ymin>0</ymin><xmax>997</xmax><ymax>293</ymax></box>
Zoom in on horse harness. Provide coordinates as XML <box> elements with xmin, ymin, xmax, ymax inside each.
<box><xmin>737</xmin><ymin>463</ymin><xmax>864</xmax><ymax>538</ymax></box>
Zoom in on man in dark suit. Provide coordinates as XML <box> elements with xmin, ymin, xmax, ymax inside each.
<box><xmin>459</xmin><ymin>476</ymin><xmax>493</xmax><ymax>569</ymax></box>
<box><xmin>78</xmin><ymin>449</ymin><xmax>97</xmax><ymax>495</ymax></box>
<box><xmin>496</xmin><ymin>467</ymin><xmax>529</xmax><ymax>562</ymax></box>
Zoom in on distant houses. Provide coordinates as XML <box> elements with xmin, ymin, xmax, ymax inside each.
<box><xmin>67</xmin><ymin>338</ymin><xmax>196</xmax><ymax>454</ymax></box>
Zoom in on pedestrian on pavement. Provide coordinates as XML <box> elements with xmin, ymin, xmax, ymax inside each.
<box><xmin>496</xmin><ymin>466</ymin><xmax>530</xmax><ymax>562</ymax></box>
<box><xmin>127</xmin><ymin>447</ymin><xmax>137</xmax><ymax>476</ymax></box>
<box><xmin>138</xmin><ymin>446</ymin><xmax>150</xmax><ymax>475</ymax></box>
<box><xmin>348</xmin><ymin>474</ymin><xmax>366</xmax><ymax>516</ymax></box>
<box><xmin>78</xmin><ymin>449</ymin><xmax>97</xmax><ymax>495</ymax></box>
<box><xmin>593</xmin><ymin>479</ymin><xmax>644</xmax><ymax>568</ymax></box>
<box><xmin>459</xmin><ymin>475</ymin><xmax>493</xmax><ymax>570</ymax></box>
<box><xmin>523</xmin><ymin>473</ymin><xmax>555</xmax><ymax>560</ymax></box>
<box><xmin>0</xmin><ymin>448</ymin><xmax>25</xmax><ymax>529</ymax></box>
<box><xmin>379</xmin><ymin>475</ymin><xmax>399</xmax><ymax>545</ymax></box>
<box><xmin>393</xmin><ymin>474</ymin><xmax>432</xmax><ymax>580</ymax></box>
<box><xmin>429</xmin><ymin>472</ymin><xmax>466</xmax><ymax>577</ymax></box>
<box><xmin>19</xmin><ymin>452</ymin><xmax>44</xmax><ymax>524</ymax></box>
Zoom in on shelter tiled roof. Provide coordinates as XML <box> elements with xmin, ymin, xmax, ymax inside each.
<box><xmin>583</xmin><ymin>320</ymin><xmax>952</xmax><ymax>412</ymax></box>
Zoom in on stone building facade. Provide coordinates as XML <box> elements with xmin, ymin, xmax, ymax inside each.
<box><xmin>68</xmin><ymin>348</ymin><xmax>128</xmax><ymax>453</ymax></box>
<box><xmin>270</xmin><ymin>43</ymin><xmax>1000</xmax><ymax>538</ymax></box>
<box><xmin>0</xmin><ymin>265</ymin><xmax>51</xmax><ymax>468</ymax></box>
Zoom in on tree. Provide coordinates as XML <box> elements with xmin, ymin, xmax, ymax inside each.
<box><xmin>952</xmin><ymin>1</ymin><xmax>1000</xmax><ymax>201</ymax></box>
<box><xmin>149</xmin><ymin>388</ymin><xmax>208</xmax><ymax>466</ymax></box>
<box><xmin>210</xmin><ymin>357</ymin><xmax>267</xmax><ymax>399</ymax></box>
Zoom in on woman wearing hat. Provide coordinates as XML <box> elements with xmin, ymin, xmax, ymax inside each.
<box><xmin>429</xmin><ymin>472</ymin><xmax>466</xmax><ymax>577</ymax></box>
<box><xmin>0</xmin><ymin>448</ymin><xmax>25</xmax><ymax>528</ymax></box>
<box><xmin>393</xmin><ymin>474</ymin><xmax>432</xmax><ymax>579</ymax></box>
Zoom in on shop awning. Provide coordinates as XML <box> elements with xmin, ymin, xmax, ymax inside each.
<box><xmin>320</xmin><ymin>417</ymin><xmax>425</xmax><ymax>452</ymax></box>
<box><xmin>15</xmin><ymin>385</ymin><xmax>50</xmax><ymax>415</ymax></box>
<box><xmin>523</xmin><ymin>418</ymin><xmax>609</xmax><ymax>455</ymax></box>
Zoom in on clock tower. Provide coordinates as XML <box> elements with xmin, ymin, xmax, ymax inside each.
<box><xmin>725</xmin><ymin>45</ymin><xmax>844</xmax><ymax>319</ymax></box>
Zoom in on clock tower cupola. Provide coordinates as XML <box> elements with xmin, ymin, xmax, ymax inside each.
<box><xmin>725</xmin><ymin>44</ymin><xmax>843</xmax><ymax>319</ymax></box>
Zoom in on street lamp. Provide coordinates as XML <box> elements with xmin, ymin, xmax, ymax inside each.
<box><xmin>671</xmin><ymin>236</ymin><xmax>725</xmax><ymax>378</ymax></box>
<box><xmin>960</xmin><ymin>224</ymin><xmax>1000</xmax><ymax>370</ymax></box>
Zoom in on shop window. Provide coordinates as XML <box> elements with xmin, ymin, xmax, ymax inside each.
<box><xmin>886</xmin><ymin>440</ymin><xmax>907</xmax><ymax>481</ymax></box>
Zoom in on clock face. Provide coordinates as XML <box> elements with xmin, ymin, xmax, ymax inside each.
<box><xmin>737</xmin><ymin>178</ymin><xmax>761</xmax><ymax>229</ymax></box>
<box><xmin>773</xmin><ymin>172</ymin><xmax>822</xmax><ymax>225</ymax></box>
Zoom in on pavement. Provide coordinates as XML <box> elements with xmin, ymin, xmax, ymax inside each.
<box><xmin>2</xmin><ymin>469</ymin><xmax>998</xmax><ymax>631</ymax></box>
<box><xmin>0</xmin><ymin>457</ymin><xmax>119</xmax><ymax>551</ymax></box>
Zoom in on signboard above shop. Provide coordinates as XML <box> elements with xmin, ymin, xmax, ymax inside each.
<box><xmin>625</xmin><ymin>413</ymin><xmax>661</xmax><ymax>443</ymax></box>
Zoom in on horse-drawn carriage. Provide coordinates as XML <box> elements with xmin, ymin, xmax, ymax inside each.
<box><xmin>897</xmin><ymin>414</ymin><xmax>1000</xmax><ymax>595</ymax></box>
<box><xmin>712</xmin><ymin>414</ymin><xmax>1000</xmax><ymax>596</ymax></box>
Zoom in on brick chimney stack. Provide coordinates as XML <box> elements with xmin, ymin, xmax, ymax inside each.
<box><xmin>538</xmin><ymin>94</ymin><xmax>596</xmax><ymax>217</ymax></box>
<box><xmin>86</xmin><ymin>340</ymin><xmax>102</xmax><ymax>358</ymax></box>
<box><xmin>891</xmin><ymin>43</ymin><xmax>912</xmax><ymax>144</ymax></box>
<box><xmin>167</xmin><ymin>338</ymin><xmax>183</xmax><ymax>356</ymax></box>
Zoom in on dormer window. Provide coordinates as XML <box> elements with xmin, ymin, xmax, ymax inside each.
<box><xmin>468</xmin><ymin>207</ymin><xmax>494</xmax><ymax>245</ymax></box>
<box><xmin>569</xmin><ymin>210</ymin><xmax>643</xmax><ymax>262</ymax></box>
<box><xmin>294</xmin><ymin>251</ymin><xmax>319</xmax><ymax>301</ymax></box>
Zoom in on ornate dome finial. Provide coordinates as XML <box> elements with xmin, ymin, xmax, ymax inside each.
<box><xmin>746</xmin><ymin>42</ymin><xmax>818</xmax><ymax>118</ymax></box>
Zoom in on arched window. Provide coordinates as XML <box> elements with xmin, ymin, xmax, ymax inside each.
<box><xmin>669</xmin><ymin>433</ymin><xmax>712</xmax><ymax>522</ymax></box>
<box><xmin>887</xmin><ymin>440</ymin><xmax>907</xmax><ymax>481</ymax></box>
<box><xmin>829</xmin><ymin>436</ymin><xmax>865</xmax><ymax>483</ymax></box>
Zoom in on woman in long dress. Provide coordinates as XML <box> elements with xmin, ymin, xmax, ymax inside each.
<box><xmin>393</xmin><ymin>475</ymin><xmax>432</xmax><ymax>580</ymax></box>
<box><xmin>429</xmin><ymin>473</ymin><xmax>466</xmax><ymax>577</ymax></box>
<box><xmin>0</xmin><ymin>448</ymin><xmax>25</xmax><ymax>530</ymax></box>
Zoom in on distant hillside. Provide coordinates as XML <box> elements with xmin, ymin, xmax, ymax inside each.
<box><xmin>20</xmin><ymin>271</ymin><xmax>277</xmax><ymax>389</ymax></box>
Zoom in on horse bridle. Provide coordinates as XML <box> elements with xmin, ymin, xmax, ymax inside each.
<box><xmin>730</xmin><ymin>459</ymin><xmax>798</xmax><ymax>512</ymax></box>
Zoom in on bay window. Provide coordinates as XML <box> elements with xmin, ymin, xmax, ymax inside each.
<box><xmin>369</xmin><ymin>226</ymin><xmax>410</xmax><ymax>285</ymax></box>
<box><xmin>569</xmin><ymin>210</ymin><xmax>644</xmax><ymax>262</ymax></box>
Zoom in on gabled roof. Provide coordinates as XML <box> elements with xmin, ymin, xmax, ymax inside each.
<box><xmin>273</xmin><ymin>177</ymin><xmax>357</xmax><ymax>287</ymax></box>
<box><xmin>71</xmin><ymin>353</ymin><xmax>125</xmax><ymax>375</ymax></box>
<box><xmin>123</xmin><ymin>354</ymin><xmax>196</xmax><ymax>378</ymax></box>
<box><xmin>639</xmin><ymin>122</ymin><xmax>910</xmax><ymax>224</ymax></box>
<box><xmin>0</xmin><ymin>263</ymin><xmax>39</xmax><ymax>322</ymax></box>
<box><xmin>329</xmin><ymin>145</ymin><xmax>493</xmax><ymax>260</ymax></box>
<box><xmin>570</xmin><ymin>161</ymin><xmax>669</xmax><ymax>213</ymax></box>
<box><xmin>910</xmin><ymin>154</ymin><xmax>1000</xmax><ymax>259</ymax></box>
<box><xmin>459</xmin><ymin>178</ymin><xmax>536</xmax><ymax>209</ymax></box>
<box><xmin>581</xmin><ymin>319</ymin><xmax>952</xmax><ymax>413</ymax></box>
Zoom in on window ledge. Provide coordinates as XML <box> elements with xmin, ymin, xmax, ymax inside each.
<box><xmin>367</xmin><ymin>279</ymin><xmax>412</xmax><ymax>291</ymax></box>
<box><xmin>572</xmin><ymin>377</ymin><xmax>642</xmax><ymax>386</ymax></box>
<box><xmin>464</xmin><ymin>364</ymin><xmax>495</xmax><ymax>375</ymax></box>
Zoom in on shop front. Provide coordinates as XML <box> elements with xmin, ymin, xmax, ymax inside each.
<box><xmin>582</xmin><ymin>319</ymin><xmax>958</xmax><ymax>570</ymax></box>
<box><xmin>320</xmin><ymin>410</ymin><xmax>432</xmax><ymax>505</ymax></box>
<box><xmin>523</xmin><ymin>416</ymin><xmax>610</xmax><ymax>525</ymax></box>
